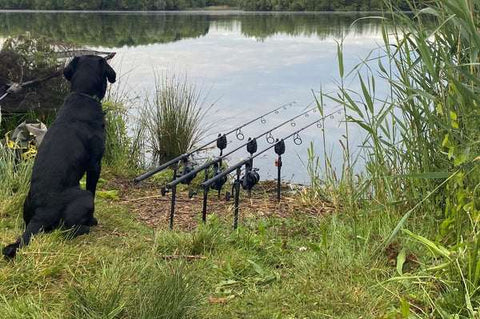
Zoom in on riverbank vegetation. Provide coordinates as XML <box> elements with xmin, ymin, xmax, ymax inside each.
<box><xmin>1</xmin><ymin>0</ymin><xmax>480</xmax><ymax>317</ymax></box>
<box><xmin>0</xmin><ymin>12</ymin><xmax>381</xmax><ymax>47</ymax></box>
<box><xmin>0</xmin><ymin>0</ymin><xmax>410</xmax><ymax>11</ymax></box>
<box><xmin>323</xmin><ymin>0</ymin><xmax>480</xmax><ymax>315</ymax></box>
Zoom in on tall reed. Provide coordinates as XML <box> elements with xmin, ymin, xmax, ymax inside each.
<box><xmin>313</xmin><ymin>0</ymin><xmax>480</xmax><ymax>315</ymax></box>
<box><xmin>138</xmin><ymin>73</ymin><xmax>209</xmax><ymax>165</ymax></box>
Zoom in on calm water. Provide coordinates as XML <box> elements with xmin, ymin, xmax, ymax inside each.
<box><xmin>0</xmin><ymin>11</ymin><xmax>385</xmax><ymax>183</ymax></box>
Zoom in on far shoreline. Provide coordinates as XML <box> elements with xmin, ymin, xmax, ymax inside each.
<box><xmin>0</xmin><ymin>9</ymin><xmax>386</xmax><ymax>15</ymax></box>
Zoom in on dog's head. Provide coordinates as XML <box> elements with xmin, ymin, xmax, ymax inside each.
<box><xmin>63</xmin><ymin>55</ymin><xmax>116</xmax><ymax>100</ymax></box>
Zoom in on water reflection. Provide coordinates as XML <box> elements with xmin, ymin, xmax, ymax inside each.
<box><xmin>0</xmin><ymin>12</ymin><xmax>210</xmax><ymax>47</ymax></box>
<box><xmin>0</xmin><ymin>11</ymin><xmax>382</xmax><ymax>47</ymax></box>
<box><xmin>0</xmin><ymin>11</ymin><xmax>385</xmax><ymax>182</ymax></box>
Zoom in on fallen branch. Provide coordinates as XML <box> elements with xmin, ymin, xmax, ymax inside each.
<box><xmin>0</xmin><ymin>50</ymin><xmax>116</xmax><ymax>102</ymax></box>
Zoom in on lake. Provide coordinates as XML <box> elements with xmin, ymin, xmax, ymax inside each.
<box><xmin>0</xmin><ymin>11</ymin><xmax>385</xmax><ymax>183</ymax></box>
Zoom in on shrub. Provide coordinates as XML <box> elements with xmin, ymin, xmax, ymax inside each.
<box><xmin>0</xmin><ymin>33</ymin><xmax>70</xmax><ymax>135</ymax></box>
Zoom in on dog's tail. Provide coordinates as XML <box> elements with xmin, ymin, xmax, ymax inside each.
<box><xmin>2</xmin><ymin>241</ymin><xmax>21</xmax><ymax>259</ymax></box>
<box><xmin>2</xmin><ymin>222</ymin><xmax>43</xmax><ymax>259</ymax></box>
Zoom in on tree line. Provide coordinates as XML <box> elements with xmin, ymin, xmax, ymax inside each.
<box><xmin>0</xmin><ymin>0</ymin><xmax>410</xmax><ymax>11</ymax></box>
<box><xmin>0</xmin><ymin>12</ymin><xmax>383</xmax><ymax>47</ymax></box>
<box><xmin>0</xmin><ymin>12</ymin><xmax>210</xmax><ymax>47</ymax></box>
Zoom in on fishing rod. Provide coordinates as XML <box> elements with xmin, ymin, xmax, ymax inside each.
<box><xmin>201</xmin><ymin>108</ymin><xmax>341</xmax><ymax>229</ymax></box>
<box><xmin>162</xmin><ymin>104</ymin><xmax>319</xmax><ymax>229</ymax></box>
<box><xmin>167</xmin><ymin>105</ymin><xmax>317</xmax><ymax>188</ymax></box>
<box><xmin>133</xmin><ymin>101</ymin><xmax>295</xmax><ymax>184</ymax></box>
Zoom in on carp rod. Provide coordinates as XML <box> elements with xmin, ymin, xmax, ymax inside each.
<box><xmin>166</xmin><ymin>105</ymin><xmax>317</xmax><ymax>189</ymax></box>
<box><xmin>163</xmin><ymin>107</ymin><xmax>341</xmax><ymax>229</ymax></box>
<box><xmin>133</xmin><ymin>101</ymin><xmax>295</xmax><ymax>183</ymax></box>
<box><xmin>201</xmin><ymin>111</ymin><xmax>340</xmax><ymax>229</ymax></box>
<box><xmin>202</xmin><ymin>118</ymin><xmax>327</xmax><ymax>188</ymax></box>
<box><xmin>161</xmin><ymin>104</ymin><xmax>318</xmax><ymax>229</ymax></box>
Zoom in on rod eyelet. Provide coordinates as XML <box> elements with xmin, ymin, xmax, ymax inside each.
<box><xmin>293</xmin><ymin>133</ymin><xmax>302</xmax><ymax>145</ymax></box>
<box><xmin>266</xmin><ymin>132</ymin><xmax>275</xmax><ymax>144</ymax></box>
<box><xmin>236</xmin><ymin>129</ymin><xmax>245</xmax><ymax>141</ymax></box>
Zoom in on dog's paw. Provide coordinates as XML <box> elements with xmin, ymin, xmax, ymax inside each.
<box><xmin>2</xmin><ymin>244</ymin><xmax>18</xmax><ymax>259</ymax></box>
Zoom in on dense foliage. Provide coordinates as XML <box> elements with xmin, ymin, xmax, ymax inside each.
<box><xmin>0</xmin><ymin>0</ymin><xmax>410</xmax><ymax>11</ymax></box>
<box><xmin>0</xmin><ymin>34</ymin><xmax>69</xmax><ymax>136</ymax></box>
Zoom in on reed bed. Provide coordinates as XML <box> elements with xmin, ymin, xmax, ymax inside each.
<box><xmin>310</xmin><ymin>0</ymin><xmax>480</xmax><ymax>315</ymax></box>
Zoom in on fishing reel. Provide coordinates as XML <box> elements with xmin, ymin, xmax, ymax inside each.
<box><xmin>210</xmin><ymin>161</ymin><xmax>227</xmax><ymax>192</ymax></box>
<box><xmin>239</xmin><ymin>139</ymin><xmax>260</xmax><ymax>191</ymax></box>
<box><xmin>240</xmin><ymin>159</ymin><xmax>260</xmax><ymax>191</ymax></box>
<box><xmin>180</xmin><ymin>159</ymin><xmax>199</xmax><ymax>198</ymax></box>
<box><xmin>160</xmin><ymin>158</ymin><xmax>197</xmax><ymax>197</ymax></box>
<box><xmin>241</xmin><ymin>168</ymin><xmax>260</xmax><ymax>191</ymax></box>
<box><xmin>179</xmin><ymin>160</ymin><xmax>197</xmax><ymax>185</ymax></box>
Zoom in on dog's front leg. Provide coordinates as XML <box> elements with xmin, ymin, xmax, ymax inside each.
<box><xmin>86</xmin><ymin>135</ymin><xmax>104</xmax><ymax>198</ymax></box>
<box><xmin>85</xmin><ymin>160</ymin><xmax>101</xmax><ymax>227</ymax></box>
<box><xmin>86</xmin><ymin>161</ymin><xmax>101</xmax><ymax>197</ymax></box>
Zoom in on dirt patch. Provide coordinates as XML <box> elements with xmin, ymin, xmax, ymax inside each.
<box><xmin>105</xmin><ymin>177</ymin><xmax>335</xmax><ymax>231</ymax></box>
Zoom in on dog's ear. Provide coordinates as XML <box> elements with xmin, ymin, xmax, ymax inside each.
<box><xmin>103</xmin><ymin>60</ymin><xmax>116</xmax><ymax>84</ymax></box>
<box><xmin>63</xmin><ymin>57</ymin><xmax>79</xmax><ymax>81</ymax></box>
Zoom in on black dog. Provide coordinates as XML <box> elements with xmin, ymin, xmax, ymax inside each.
<box><xmin>3</xmin><ymin>55</ymin><xmax>116</xmax><ymax>259</ymax></box>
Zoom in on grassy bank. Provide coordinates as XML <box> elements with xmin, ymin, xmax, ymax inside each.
<box><xmin>2</xmin><ymin>0</ymin><xmax>480</xmax><ymax>317</ymax></box>
<box><xmin>0</xmin><ymin>168</ymin><xmax>421</xmax><ymax>318</ymax></box>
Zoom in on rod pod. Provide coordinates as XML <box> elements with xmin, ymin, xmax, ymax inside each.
<box><xmin>168</xmin><ymin>162</ymin><xmax>179</xmax><ymax>229</ymax></box>
<box><xmin>200</xmin><ymin>114</ymin><xmax>338</xmax><ymax>228</ymax></box>
<box><xmin>233</xmin><ymin>167</ymin><xmax>242</xmax><ymax>229</ymax></box>
<box><xmin>202</xmin><ymin>167</ymin><xmax>209</xmax><ymax>223</ymax></box>
<box><xmin>274</xmin><ymin>139</ymin><xmax>286</xmax><ymax>202</ymax></box>
<box><xmin>201</xmin><ymin>134</ymin><xmax>228</xmax><ymax>223</ymax></box>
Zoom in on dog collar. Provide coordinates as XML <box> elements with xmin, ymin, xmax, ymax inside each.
<box><xmin>75</xmin><ymin>92</ymin><xmax>102</xmax><ymax>104</ymax></box>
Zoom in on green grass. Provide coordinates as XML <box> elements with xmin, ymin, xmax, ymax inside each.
<box><xmin>4</xmin><ymin>1</ymin><xmax>480</xmax><ymax>317</ymax></box>
<box><xmin>313</xmin><ymin>0</ymin><xmax>480</xmax><ymax>315</ymax></box>
<box><xmin>0</xmin><ymin>172</ymin><xmax>431</xmax><ymax>318</ymax></box>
